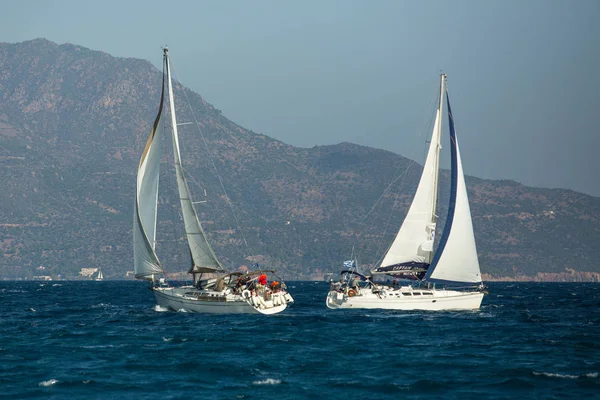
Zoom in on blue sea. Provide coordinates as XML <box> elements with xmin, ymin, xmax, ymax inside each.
<box><xmin>1</xmin><ymin>281</ymin><xmax>599</xmax><ymax>399</ymax></box>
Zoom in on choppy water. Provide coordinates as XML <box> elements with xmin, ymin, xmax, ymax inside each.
<box><xmin>1</xmin><ymin>281</ymin><xmax>599</xmax><ymax>399</ymax></box>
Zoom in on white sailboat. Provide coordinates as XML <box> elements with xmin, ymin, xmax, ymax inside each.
<box><xmin>134</xmin><ymin>48</ymin><xmax>294</xmax><ymax>314</ymax></box>
<box><xmin>326</xmin><ymin>74</ymin><xmax>486</xmax><ymax>311</ymax></box>
<box><xmin>95</xmin><ymin>268</ymin><xmax>103</xmax><ymax>281</ymax></box>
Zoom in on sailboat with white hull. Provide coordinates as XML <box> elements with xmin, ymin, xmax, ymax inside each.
<box><xmin>134</xmin><ymin>48</ymin><xmax>294</xmax><ymax>314</ymax></box>
<box><xmin>326</xmin><ymin>74</ymin><xmax>485</xmax><ymax>311</ymax></box>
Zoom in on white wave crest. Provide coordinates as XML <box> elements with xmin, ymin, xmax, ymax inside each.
<box><xmin>253</xmin><ymin>378</ymin><xmax>281</xmax><ymax>385</ymax></box>
<box><xmin>82</xmin><ymin>344</ymin><xmax>115</xmax><ymax>349</ymax></box>
<box><xmin>534</xmin><ymin>371</ymin><xmax>598</xmax><ymax>379</ymax></box>
<box><xmin>91</xmin><ymin>303</ymin><xmax>119</xmax><ymax>309</ymax></box>
<box><xmin>39</xmin><ymin>379</ymin><xmax>59</xmax><ymax>387</ymax></box>
<box><xmin>534</xmin><ymin>371</ymin><xmax>578</xmax><ymax>379</ymax></box>
<box><xmin>154</xmin><ymin>305</ymin><xmax>169</xmax><ymax>312</ymax></box>
<box><xmin>162</xmin><ymin>337</ymin><xmax>173</xmax><ymax>342</ymax></box>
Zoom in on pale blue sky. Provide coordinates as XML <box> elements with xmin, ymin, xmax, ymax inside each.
<box><xmin>1</xmin><ymin>0</ymin><xmax>599</xmax><ymax>196</ymax></box>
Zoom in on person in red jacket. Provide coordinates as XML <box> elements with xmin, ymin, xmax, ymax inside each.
<box><xmin>258</xmin><ymin>273</ymin><xmax>267</xmax><ymax>286</ymax></box>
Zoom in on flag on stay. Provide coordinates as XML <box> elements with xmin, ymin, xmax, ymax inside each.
<box><xmin>343</xmin><ymin>260</ymin><xmax>356</xmax><ymax>269</ymax></box>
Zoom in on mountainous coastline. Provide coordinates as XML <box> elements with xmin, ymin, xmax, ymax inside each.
<box><xmin>1</xmin><ymin>39</ymin><xmax>599</xmax><ymax>281</ymax></box>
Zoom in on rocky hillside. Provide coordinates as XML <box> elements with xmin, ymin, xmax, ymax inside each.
<box><xmin>1</xmin><ymin>39</ymin><xmax>599</xmax><ymax>281</ymax></box>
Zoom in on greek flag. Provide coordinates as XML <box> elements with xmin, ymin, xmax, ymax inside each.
<box><xmin>343</xmin><ymin>260</ymin><xmax>356</xmax><ymax>269</ymax></box>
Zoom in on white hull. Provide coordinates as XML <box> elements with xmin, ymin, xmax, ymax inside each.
<box><xmin>326</xmin><ymin>286</ymin><xmax>483</xmax><ymax>311</ymax></box>
<box><xmin>153</xmin><ymin>286</ymin><xmax>293</xmax><ymax>315</ymax></box>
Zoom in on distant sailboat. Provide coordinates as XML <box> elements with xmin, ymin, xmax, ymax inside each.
<box><xmin>133</xmin><ymin>48</ymin><xmax>294</xmax><ymax>314</ymax></box>
<box><xmin>327</xmin><ymin>74</ymin><xmax>486</xmax><ymax>311</ymax></box>
<box><xmin>95</xmin><ymin>268</ymin><xmax>103</xmax><ymax>281</ymax></box>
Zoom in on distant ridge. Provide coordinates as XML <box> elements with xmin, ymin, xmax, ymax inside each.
<box><xmin>0</xmin><ymin>39</ymin><xmax>599</xmax><ymax>280</ymax></box>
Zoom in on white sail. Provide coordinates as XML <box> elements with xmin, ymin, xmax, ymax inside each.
<box><xmin>164</xmin><ymin>50</ymin><xmax>224</xmax><ymax>273</ymax></box>
<box><xmin>133</xmin><ymin>75</ymin><xmax>165</xmax><ymax>279</ymax></box>
<box><xmin>425</xmin><ymin>90</ymin><xmax>482</xmax><ymax>285</ymax></box>
<box><xmin>379</xmin><ymin>83</ymin><xmax>444</xmax><ymax>270</ymax></box>
<box><xmin>379</xmin><ymin>75</ymin><xmax>481</xmax><ymax>285</ymax></box>
<box><xmin>427</xmin><ymin>137</ymin><xmax>481</xmax><ymax>283</ymax></box>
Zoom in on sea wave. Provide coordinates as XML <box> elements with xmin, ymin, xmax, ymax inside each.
<box><xmin>1</xmin><ymin>281</ymin><xmax>599</xmax><ymax>399</ymax></box>
<box><xmin>252</xmin><ymin>378</ymin><xmax>281</xmax><ymax>385</ymax></box>
<box><xmin>39</xmin><ymin>379</ymin><xmax>59</xmax><ymax>387</ymax></box>
<box><xmin>533</xmin><ymin>371</ymin><xmax>599</xmax><ymax>379</ymax></box>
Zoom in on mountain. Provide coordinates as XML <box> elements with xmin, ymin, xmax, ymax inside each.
<box><xmin>1</xmin><ymin>39</ymin><xmax>599</xmax><ymax>281</ymax></box>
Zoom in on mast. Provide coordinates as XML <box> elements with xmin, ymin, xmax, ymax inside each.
<box><xmin>164</xmin><ymin>48</ymin><xmax>183</xmax><ymax>177</ymax></box>
<box><xmin>163</xmin><ymin>48</ymin><xmax>225</xmax><ymax>273</ymax></box>
<box><xmin>428</xmin><ymin>73</ymin><xmax>446</xmax><ymax>250</ymax></box>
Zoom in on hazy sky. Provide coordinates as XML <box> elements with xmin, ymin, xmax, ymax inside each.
<box><xmin>1</xmin><ymin>0</ymin><xmax>599</xmax><ymax>196</ymax></box>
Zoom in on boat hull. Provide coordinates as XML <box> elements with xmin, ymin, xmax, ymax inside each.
<box><xmin>326</xmin><ymin>287</ymin><xmax>483</xmax><ymax>311</ymax></box>
<box><xmin>153</xmin><ymin>286</ymin><xmax>291</xmax><ymax>315</ymax></box>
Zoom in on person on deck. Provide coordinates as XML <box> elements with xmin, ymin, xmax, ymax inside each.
<box><xmin>214</xmin><ymin>278</ymin><xmax>226</xmax><ymax>292</ymax></box>
<box><xmin>258</xmin><ymin>273</ymin><xmax>267</xmax><ymax>286</ymax></box>
<box><xmin>331</xmin><ymin>279</ymin><xmax>343</xmax><ymax>292</ymax></box>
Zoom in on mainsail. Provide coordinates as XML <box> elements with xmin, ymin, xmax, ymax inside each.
<box><xmin>133</xmin><ymin>69</ymin><xmax>165</xmax><ymax>279</ymax></box>
<box><xmin>375</xmin><ymin>78</ymin><xmax>445</xmax><ymax>274</ymax></box>
<box><xmin>424</xmin><ymin>91</ymin><xmax>481</xmax><ymax>285</ymax></box>
<box><xmin>163</xmin><ymin>49</ymin><xmax>225</xmax><ymax>274</ymax></box>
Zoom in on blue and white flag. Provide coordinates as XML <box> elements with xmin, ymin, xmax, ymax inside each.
<box><xmin>343</xmin><ymin>260</ymin><xmax>356</xmax><ymax>269</ymax></box>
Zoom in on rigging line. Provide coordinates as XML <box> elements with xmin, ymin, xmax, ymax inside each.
<box><xmin>421</xmin><ymin>85</ymin><xmax>443</xmax><ymax>169</ymax></box>
<box><xmin>346</xmin><ymin>154</ymin><xmax>416</xmax><ymax>269</ymax></box>
<box><xmin>356</xmin><ymin>87</ymin><xmax>438</xmax><ymax>231</ymax></box>
<box><xmin>357</xmin><ymin>162</ymin><xmax>414</xmax><ymax>227</ymax></box>
<box><xmin>371</xmin><ymin>167</ymin><xmax>412</xmax><ymax>267</ymax></box>
<box><xmin>167</xmin><ymin>154</ymin><xmax>218</xmax><ymax>272</ymax></box>
<box><xmin>160</xmin><ymin>100</ymin><xmax>206</xmax><ymax>278</ymax></box>
<box><xmin>176</xmin><ymin>142</ymin><xmax>223</xmax><ymax>241</ymax></box>
<box><xmin>165</xmin><ymin>153</ymin><xmax>193</xmax><ymax>276</ymax></box>
<box><xmin>168</xmin><ymin>58</ymin><xmax>250</xmax><ymax>251</ymax></box>
<box><xmin>348</xmin><ymin>160</ymin><xmax>415</xmax><ymax>271</ymax></box>
<box><xmin>350</xmin><ymin>159</ymin><xmax>417</xmax><ymax>266</ymax></box>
